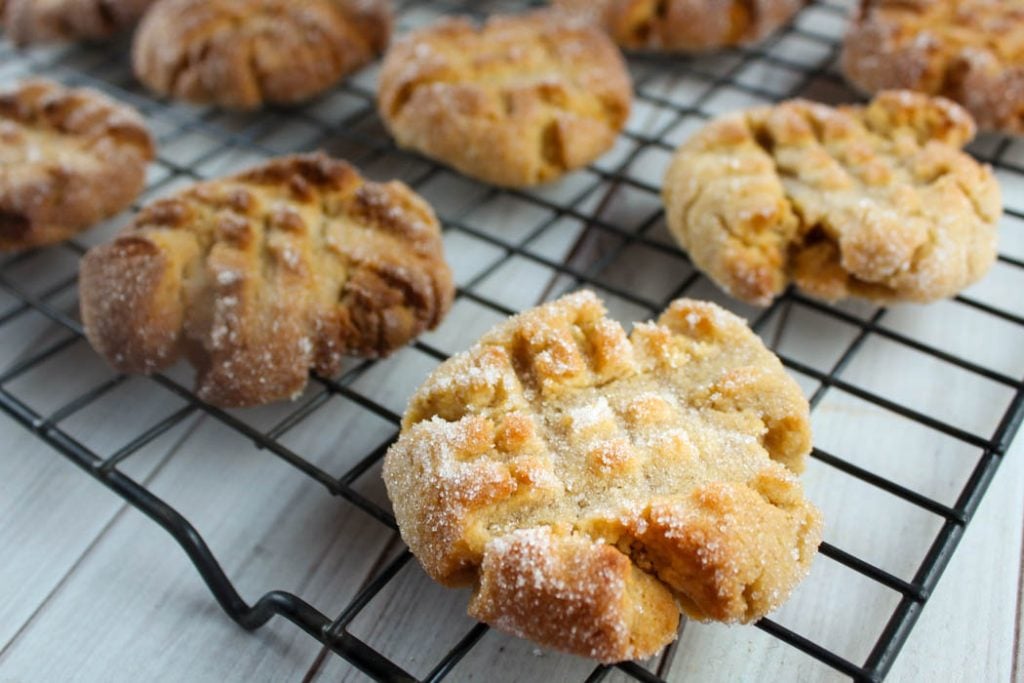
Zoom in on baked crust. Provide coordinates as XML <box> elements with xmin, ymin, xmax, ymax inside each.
<box><xmin>80</xmin><ymin>153</ymin><xmax>454</xmax><ymax>408</ymax></box>
<box><xmin>843</xmin><ymin>0</ymin><xmax>1024</xmax><ymax>134</ymax></box>
<box><xmin>663</xmin><ymin>90</ymin><xmax>1001</xmax><ymax>306</ymax></box>
<box><xmin>554</xmin><ymin>0</ymin><xmax>807</xmax><ymax>52</ymax></box>
<box><xmin>132</xmin><ymin>0</ymin><xmax>391</xmax><ymax>109</ymax></box>
<box><xmin>377</xmin><ymin>10</ymin><xmax>632</xmax><ymax>187</ymax></box>
<box><xmin>2</xmin><ymin>0</ymin><xmax>155</xmax><ymax>45</ymax></box>
<box><xmin>384</xmin><ymin>291</ymin><xmax>821</xmax><ymax>662</ymax></box>
<box><xmin>0</xmin><ymin>79</ymin><xmax>154</xmax><ymax>251</ymax></box>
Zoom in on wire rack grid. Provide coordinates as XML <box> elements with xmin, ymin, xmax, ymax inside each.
<box><xmin>1</xmin><ymin>0</ymin><xmax>1023</xmax><ymax>681</ymax></box>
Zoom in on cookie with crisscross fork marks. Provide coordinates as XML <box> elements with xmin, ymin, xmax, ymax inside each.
<box><xmin>663</xmin><ymin>90</ymin><xmax>1002</xmax><ymax>306</ymax></box>
<box><xmin>3</xmin><ymin>0</ymin><xmax>155</xmax><ymax>45</ymax></box>
<box><xmin>554</xmin><ymin>0</ymin><xmax>807</xmax><ymax>52</ymax></box>
<box><xmin>843</xmin><ymin>0</ymin><xmax>1024</xmax><ymax>135</ymax></box>
<box><xmin>80</xmin><ymin>153</ymin><xmax>453</xmax><ymax>408</ymax></box>
<box><xmin>0</xmin><ymin>79</ymin><xmax>154</xmax><ymax>250</ymax></box>
<box><xmin>377</xmin><ymin>10</ymin><xmax>631</xmax><ymax>187</ymax></box>
<box><xmin>132</xmin><ymin>0</ymin><xmax>391</xmax><ymax>109</ymax></box>
<box><xmin>384</xmin><ymin>290</ymin><xmax>821</xmax><ymax>663</ymax></box>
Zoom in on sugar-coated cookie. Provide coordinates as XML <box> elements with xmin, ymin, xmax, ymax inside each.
<box><xmin>843</xmin><ymin>0</ymin><xmax>1024</xmax><ymax>135</ymax></box>
<box><xmin>132</xmin><ymin>0</ymin><xmax>391</xmax><ymax>109</ymax></box>
<box><xmin>0</xmin><ymin>79</ymin><xmax>153</xmax><ymax>250</ymax></box>
<box><xmin>378</xmin><ymin>10</ymin><xmax>632</xmax><ymax>187</ymax></box>
<box><xmin>554</xmin><ymin>0</ymin><xmax>806</xmax><ymax>52</ymax></box>
<box><xmin>663</xmin><ymin>91</ymin><xmax>1001</xmax><ymax>306</ymax></box>
<box><xmin>80</xmin><ymin>153</ymin><xmax>453</xmax><ymax>407</ymax></box>
<box><xmin>384</xmin><ymin>290</ymin><xmax>821</xmax><ymax>662</ymax></box>
<box><xmin>3</xmin><ymin>0</ymin><xmax>155</xmax><ymax>46</ymax></box>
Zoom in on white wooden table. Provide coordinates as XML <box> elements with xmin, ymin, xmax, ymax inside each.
<box><xmin>0</xmin><ymin>288</ymin><xmax>1021</xmax><ymax>683</ymax></box>
<box><xmin>1</xmin><ymin>0</ymin><xmax>1023</xmax><ymax>680</ymax></box>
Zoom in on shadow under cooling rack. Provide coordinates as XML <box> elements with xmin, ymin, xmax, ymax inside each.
<box><xmin>1</xmin><ymin>0</ymin><xmax>1023</xmax><ymax>681</ymax></box>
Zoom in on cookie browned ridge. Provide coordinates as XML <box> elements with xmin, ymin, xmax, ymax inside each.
<box><xmin>0</xmin><ymin>79</ymin><xmax>154</xmax><ymax>251</ymax></box>
<box><xmin>80</xmin><ymin>152</ymin><xmax>454</xmax><ymax>408</ymax></box>
<box><xmin>2</xmin><ymin>0</ymin><xmax>156</xmax><ymax>46</ymax></box>
<box><xmin>843</xmin><ymin>0</ymin><xmax>1024</xmax><ymax>135</ymax></box>
<box><xmin>663</xmin><ymin>90</ymin><xmax>1002</xmax><ymax>306</ymax></box>
<box><xmin>384</xmin><ymin>290</ymin><xmax>821</xmax><ymax>663</ymax></box>
<box><xmin>554</xmin><ymin>0</ymin><xmax>807</xmax><ymax>52</ymax></box>
<box><xmin>132</xmin><ymin>0</ymin><xmax>392</xmax><ymax>109</ymax></box>
<box><xmin>377</xmin><ymin>10</ymin><xmax>632</xmax><ymax>187</ymax></box>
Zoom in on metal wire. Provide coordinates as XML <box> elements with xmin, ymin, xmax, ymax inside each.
<box><xmin>1</xmin><ymin>1</ymin><xmax>1022</xmax><ymax>681</ymax></box>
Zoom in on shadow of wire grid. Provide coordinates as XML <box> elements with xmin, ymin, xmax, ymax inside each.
<box><xmin>0</xmin><ymin>0</ymin><xmax>1022</xmax><ymax>681</ymax></box>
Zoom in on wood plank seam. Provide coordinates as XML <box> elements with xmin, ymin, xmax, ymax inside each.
<box><xmin>304</xmin><ymin>532</ymin><xmax>404</xmax><ymax>681</ymax></box>
<box><xmin>0</xmin><ymin>413</ymin><xmax>204</xmax><ymax>660</ymax></box>
<box><xmin>1013</xmin><ymin>492</ymin><xmax>1024</xmax><ymax>683</ymax></box>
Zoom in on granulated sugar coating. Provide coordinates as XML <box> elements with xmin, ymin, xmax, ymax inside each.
<box><xmin>383</xmin><ymin>290</ymin><xmax>822</xmax><ymax>663</ymax></box>
<box><xmin>132</xmin><ymin>0</ymin><xmax>391</xmax><ymax>109</ymax></box>
<box><xmin>80</xmin><ymin>153</ymin><xmax>453</xmax><ymax>408</ymax></box>
<box><xmin>663</xmin><ymin>90</ymin><xmax>1002</xmax><ymax>307</ymax></box>
<box><xmin>0</xmin><ymin>79</ymin><xmax>154</xmax><ymax>250</ymax></box>
<box><xmin>554</xmin><ymin>0</ymin><xmax>805</xmax><ymax>53</ymax></box>
<box><xmin>842</xmin><ymin>0</ymin><xmax>1024</xmax><ymax>135</ymax></box>
<box><xmin>377</xmin><ymin>10</ymin><xmax>632</xmax><ymax>188</ymax></box>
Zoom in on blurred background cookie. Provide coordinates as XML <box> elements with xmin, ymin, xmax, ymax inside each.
<box><xmin>378</xmin><ymin>10</ymin><xmax>631</xmax><ymax>187</ymax></box>
<box><xmin>132</xmin><ymin>0</ymin><xmax>391</xmax><ymax>110</ymax></box>
<box><xmin>554</xmin><ymin>0</ymin><xmax>806</xmax><ymax>52</ymax></box>
<box><xmin>842</xmin><ymin>0</ymin><xmax>1024</xmax><ymax>135</ymax></box>
<box><xmin>663</xmin><ymin>90</ymin><xmax>1002</xmax><ymax>306</ymax></box>
<box><xmin>2</xmin><ymin>0</ymin><xmax>155</xmax><ymax>46</ymax></box>
<box><xmin>79</xmin><ymin>153</ymin><xmax>453</xmax><ymax>408</ymax></box>
<box><xmin>0</xmin><ymin>79</ymin><xmax>154</xmax><ymax>251</ymax></box>
<box><xmin>384</xmin><ymin>290</ymin><xmax>820</xmax><ymax>662</ymax></box>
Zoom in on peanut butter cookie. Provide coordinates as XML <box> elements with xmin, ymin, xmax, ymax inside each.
<box><xmin>80</xmin><ymin>153</ymin><xmax>453</xmax><ymax>408</ymax></box>
<box><xmin>843</xmin><ymin>0</ymin><xmax>1024</xmax><ymax>135</ymax></box>
<box><xmin>663</xmin><ymin>91</ymin><xmax>1002</xmax><ymax>306</ymax></box>
<box><xmin>3</xmin><ymin>0</ymin><xmax>155</xmax><ymax>46</ymax></box>
<box><xmin>384</xmin><ymin>290</ymin><xmax>821</xmax><ymax>663</ymax></box>
<box><xmin>132</xmin><ymin>0</ymin><xmax>391</xmax><ymax>110</ymax></box>
<box><xmin>554</xmin><ymin>0</ymin><xmax>806</xmax><ymax>52</ymax></box>
<box><xmin>0</xmin><ymin>79</ymin><xmax>154</xmax><ymax>251</ymax></box>
<box><xmin>377</xmin><ymin>10</ymin><xmax>632</xmax><ymax>187</ymax></box>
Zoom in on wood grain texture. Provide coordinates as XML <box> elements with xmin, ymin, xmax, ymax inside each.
<box><xmin>0</xmin><ymin>408</ymin><xmax>395</xmax><ymax>681</ymax></box>
<box><xmin>1018</xmin><ymin>557</ymin><xmax>1024</xmax><ymax>683</ymax></box>
<box><xmin>886</xmin><ymin>438</ymin><xmax>1024</xmax><ymax>682</ymax></box>
<box><xmin>0</xmin><ymin>290</ymin><xmax>200</xmax><ymax>650</ymax></box>
<box><xmin>0</xmin><ymin>403</ymin><xmax>193</xmax><ymax>651</ymax></box>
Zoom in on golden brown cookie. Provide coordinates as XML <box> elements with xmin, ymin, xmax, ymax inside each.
<box><xmin>843</xmin><ymin>0</ymin><xmax>1024</xmax><ymax>135</ymax></box>
<box><xmin>2</xmin><ymin>0</ymin><xmax>155</xmax><ymax>46</ymax></box>
<box><xmin>80</xmin><ymin>153</ymin><xmax>453</xmax><ymax>408</ymax></box>
<box><xmin>553</xmin><ymin>0</ymin><xmax>807</xmax><ymax>52</ymax></box>
<box><xmin>0</xmin><ymin>79</ymin><xmax>154</xmax><ymax>251</ymax></box>
<box><xmin>663</xmin><ymin>91</ymin><xmax>1002</xmax><ymax>306</ymax></box>
<box><xmin>131</xmin><ymin>0</ymin><xmax>391</xmax><ymax>110</ymax></box>
<box><xmin>384</xmin><ymin>290</ymin><xmax>821</xmax><ymax>663</ymax></box>
<box><xmin>377</xmin><ymin>10</ymin><xmax>632</xmax><ymax>188</ymax></box>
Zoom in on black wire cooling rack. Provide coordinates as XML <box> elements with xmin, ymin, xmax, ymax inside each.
<box><xmin>2</xmin><ymin>0</ymin><xmax>1023</xmax><ymax>681</ymax></box>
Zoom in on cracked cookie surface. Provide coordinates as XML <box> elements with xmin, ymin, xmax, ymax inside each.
<box><xmin>663</xmin><ymin>90</ymin><xmax>1001</xmax><ymax>306</ymax></box>
<box><xmin>132</xmin><ymin>0</ymin><xmax>391</xmax><ymax>109</ymax></box>
<box><xmin>2</xmin><ymin>0</ymin><xmax>155</xmax><ymax>45</ymax></box>
<box><xmin>383</xmin><ymin>290</ymin><xmax>821</xmax><ymax>663</ymax></box>
<box><xmin>0</xmin><ymin>79</ymin><xmax>154</xmax><ymax>250</ymax></box>
<box><xmin>80</xmin><ymin>153</ymin><xmax>453</xmax><ymax>408</ymax></box>
<box><xmin>377</xmin><ymin>10</ymin><xmax>631</xmax><ymax>188</ymax></box>
<box><xmin>553</xmin><ymin>0</ymin><xmax>806</xmax><ymax>52</ymax></box>
<box><xmin>843</xmin><ymin>0</ymin><xmax>1024</xmax><ymax>135</ymax></box>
